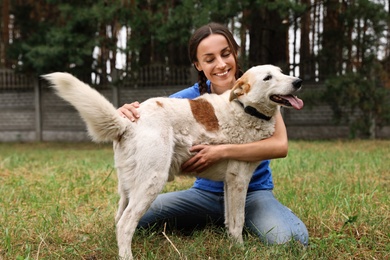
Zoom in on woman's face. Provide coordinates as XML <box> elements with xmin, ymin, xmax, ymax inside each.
<box><xmin>194</xmin><ymin>34</ymin><xmax>237</xmax><ymax>94</ymax></box>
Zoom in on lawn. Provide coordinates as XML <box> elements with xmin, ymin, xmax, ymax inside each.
<box><xmin>0</xmin><ymin>140</ymin><xmax>389</xmax><ymax>259</ymax></box>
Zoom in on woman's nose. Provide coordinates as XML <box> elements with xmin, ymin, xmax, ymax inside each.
<box><xmin>216</xmin><ymin>56</ymin><xmax>227</xmax><ymax>68</ymax></box>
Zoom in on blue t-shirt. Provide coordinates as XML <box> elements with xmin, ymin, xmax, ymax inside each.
<box><xmin>169</xmin><ymin>82</ymin><xmax>274</xmax><ymax>193</ymax></box>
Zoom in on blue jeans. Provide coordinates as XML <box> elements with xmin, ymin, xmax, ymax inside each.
<box><xmin>138</xmin><ymin>188</ymin><xmax>309</xmax><ymax>246</ymax></box>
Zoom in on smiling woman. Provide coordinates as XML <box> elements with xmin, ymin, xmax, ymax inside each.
<box><xmin>192</xmin><ymin>34</ymin><xmax>237</xmax><ymax>94</ymax></box>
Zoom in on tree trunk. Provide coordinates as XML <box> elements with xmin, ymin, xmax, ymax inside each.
<box><xmin>1</xmin><ymin>0</ymin><xmax>10</xmax><ymax>68</ymax></box>
<box><xmin>300</xmin><ymin>0</ymin><xmax>312</xmax><ymax>80</ymax></box>
<box><xmin>320</xmin><ymin>0</ymin><xmax>343</xmax><ymax>80</ymax></box>
<box><xmin>248</xmin><ymin>6</ymin><xmax>288</xmax><ymax>71</ymax></box>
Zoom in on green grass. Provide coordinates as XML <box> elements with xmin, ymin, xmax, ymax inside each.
<box><xmin>0</xmin><ymin>141</ymin><xmax>389</xmax><ymax>259</ymax></box>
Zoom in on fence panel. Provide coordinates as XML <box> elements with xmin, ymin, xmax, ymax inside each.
<box><xmin>129</xmin><ymin>65</ymin><xmax>192</xmax><ymax>87</ymax></box>
<box><xmin>1</xmin><ymin>68</ymin><xmax>390</xmax><ymax>141</ymax></box>
<box><xmin>0</xmin><ymin>69</ymin><xmax>35</xmax><ymax>89</ymax></box>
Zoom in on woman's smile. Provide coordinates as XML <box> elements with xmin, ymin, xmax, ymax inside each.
<box><xmin>215</xmin><ymin>70</ymin><xmax>230</xmax><ymax>77</ymax></box>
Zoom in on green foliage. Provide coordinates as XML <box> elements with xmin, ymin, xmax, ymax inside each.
<box><xmin>319</xmin><ymin>0</ymin><xmax>389</xmax><ymax>138</ymax></box>
<box><xmin>6</xmin><ymin>0</ymin><xmax>307</xmax><ymax>76</ymax></box>
<box><xmin>318</xmin><ymin>0</ymin><xmax>388</xmax><ymax>78</ymax></box>
<box><xmin>343</xmin><ymin>0</ymin><xmax>388</xmax><ymax>54</ymax></box>
<box><xmin>4</xmin><ymin>0</ymin><xmax>389</xmax><ymax>91</ymax></box>
<box><xmin>322</xmin><ymin>60</ymin><xmax>390</xmax><ymax>138</ymax></box>
<box><xmin>8</xmin><ymin>1</ymin><xmax>100</xmax><ymax>78</ymax></box>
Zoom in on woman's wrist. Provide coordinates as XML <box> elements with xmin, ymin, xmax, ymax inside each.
<box><xmin>218</xmin><ymin>144</ymin><xmax>236</xmax><ymax>160</ymax></box>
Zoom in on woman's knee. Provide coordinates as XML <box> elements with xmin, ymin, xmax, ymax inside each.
<box><xmin>244</xmin><ymin>191</ymin><xmax>309</xmax><ymax>246</ymax></box>
<box><xmin>258</xmin><ymin>224</ymin><xmax>309</xmax><ymax>246</ymax></box>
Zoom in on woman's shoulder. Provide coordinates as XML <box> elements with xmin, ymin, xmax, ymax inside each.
<box><xmin>169</xmin><ymin>80</ymin><xmax>211</xmax><ymax>99</ymax></box>
<box><xmin>169</xmin><ymin>83</ymin><xmax>200</xmax><ymax>99</ymax></box>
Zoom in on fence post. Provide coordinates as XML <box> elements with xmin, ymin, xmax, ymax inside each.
<box><xmin>34</xmin><ymin>77</ymin><xmax>42</xmax><ymax>141</ymax></box>
<box><xmin>112</xmin><ymin>69</ymin><xmax>120</xmax><ymax>107</ymax></box>
<box><xmin>189</xmin><ymin>66</ymin><xmax>197</xmax><ymax>83</ymax></box>
<box><xmin>112</xmin><ymin>85</ymin><xmax>119</xmax><ymax>108</ymax></box>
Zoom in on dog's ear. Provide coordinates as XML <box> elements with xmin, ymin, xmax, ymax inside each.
<box><xmin>229</xmin><ymin>78</ymin><xmax>251</xmax><ymax>101</ymax></box>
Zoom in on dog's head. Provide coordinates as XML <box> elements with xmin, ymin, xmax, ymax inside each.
<box><xmin>229</xmin><ymin>65</ymin><xmax>303</xmax><ymax>116</ymax></box>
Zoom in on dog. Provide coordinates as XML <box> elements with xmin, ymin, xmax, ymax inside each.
<box><xmin>44</xmin><ymin>65</ymin><xmax>303</xmax><ymax>259</ymax></box>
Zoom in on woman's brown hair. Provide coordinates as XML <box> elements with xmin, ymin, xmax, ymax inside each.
<box><xmin>188</xmin><ymin>22</ymin><xmax>243</xmax><ymax>95</ymax></box>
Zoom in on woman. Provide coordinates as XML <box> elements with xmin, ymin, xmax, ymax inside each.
<box><xmin>118</xmin><ymin>22</ymin><xmax>309</xmax><ymax>246</ymax></box>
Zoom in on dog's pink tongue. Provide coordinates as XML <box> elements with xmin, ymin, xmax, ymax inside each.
<box><xmin>283</xmin><ymin>95</ymin><xmax>304</xmax><ymax>110</ymax></box>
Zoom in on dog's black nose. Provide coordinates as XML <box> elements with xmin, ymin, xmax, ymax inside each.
<box><xmin>293</xmin><ymin>79</ymin><xmax>302</xmax><ymax>89</ymax></box>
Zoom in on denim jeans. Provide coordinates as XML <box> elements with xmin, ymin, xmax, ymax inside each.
<box><xmin>138</xmin><ymin>188</ymin><xmax>309</xmax><ymax>246</ymax></box>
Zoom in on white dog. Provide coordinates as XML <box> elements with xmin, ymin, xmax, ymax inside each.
<box><xmin>44</xmin><ymin>65</ymin><xmax>303</xmax><ymax>259</ymax></box>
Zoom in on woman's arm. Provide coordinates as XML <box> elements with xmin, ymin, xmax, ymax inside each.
<box><xmin>181</xmin><ymin>111</ymin><xmax>288</xmax><ymax>173</ymax></box>
<box><xmin>221</xmin><ymin>111</ymin><xmax>288</xmax><ymax>161</ymax></box>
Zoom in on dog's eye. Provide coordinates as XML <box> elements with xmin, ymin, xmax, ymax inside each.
<box><xmin>263</xmin><ymin>75</ymin><xmax>272</xmax><ymax>81</ymax></box>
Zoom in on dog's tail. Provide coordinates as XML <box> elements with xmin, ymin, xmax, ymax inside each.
<box><xmin>43</xmin><ymin>72</ymin><xmax>127</xmax><ymax>142</ymax></box>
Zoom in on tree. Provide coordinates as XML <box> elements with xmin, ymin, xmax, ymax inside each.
<box><xmin>0</xmin><ymin>0</ymin><xmax>10</xmax><ymax>68</ymax></box>
<box><xmin>322</xmin><ymin>0</ymin><xmax>390</xmax><ymax>138</ymax></box>
<box><xmin>92</xmin><ymin>0</ymin><xmax>122</xmax><ymax>85</ymax></box>
<box><xmin>7</xmin><ymin>1</ymin><xmax>100</xmax><ymax>80</ymax></box>
<box><xmin>2</xmin><ymin>0</ymin><xmax>389</xmax><ymax>109</ymax></box>
<box><xmin>299</xmin><ymin>0</ymin><xmax>313</xmax><ymax>80</ymax></box>
<box><xmin>323</xmin><ymin>60</ymin><xmax>390</xmax><ymax>139</ymax></box>
<box><xmin>238</xmin><ymin>0</ymin><xmax>305</xmax><ymax>72</ymax></box>
<box><xmin>319</xmin><ymin>0</ymin><xmax>344</xmax><ymax>80</ymax></box>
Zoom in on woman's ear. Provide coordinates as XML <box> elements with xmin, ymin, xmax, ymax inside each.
<box><xmin>194</xmin><ymin>62</ymin><xmax>202</xmax><ymax>71</ymax></box>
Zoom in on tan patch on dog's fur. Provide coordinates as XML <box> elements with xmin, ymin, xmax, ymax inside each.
<box><xmin>156</xmin><ymin>101</ymin><xmax>163</xmax><ymax>107</ymax></box>
<box><xmin>189</xmin><ymin>99</ymin><xmax>219</xmax><ymax>131</ymax></box>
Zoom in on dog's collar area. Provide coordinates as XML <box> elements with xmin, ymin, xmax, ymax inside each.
<box><xmin>235</xmin><ymin>101</ymin><xmax>272</xmax><ymax>121</ymax></box>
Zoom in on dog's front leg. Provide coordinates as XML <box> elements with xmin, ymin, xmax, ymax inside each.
<box><xmin>224</xmin><ymin>161</ymin><xmax>256</xmax><ymax>244</ymax></box>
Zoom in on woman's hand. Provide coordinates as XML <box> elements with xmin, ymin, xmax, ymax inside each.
<box><xmin>182</xmin><ymin>144</ymin><xmax>226</xmax><ymax>173</ymax></box>
<box><xmin>117</xmin><ymin>102</ymin><xmax>140</xmax><ymax>122</ymax></box>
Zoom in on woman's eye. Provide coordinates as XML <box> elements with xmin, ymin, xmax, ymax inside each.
<box><xmin>263</xmin><ymin>75</ymin><xmax>272</xmax><ymax>81</ymax></box>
